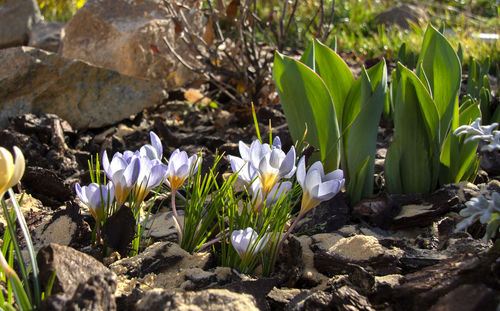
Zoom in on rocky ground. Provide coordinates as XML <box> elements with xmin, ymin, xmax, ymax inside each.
<box><xmin>1</xmin><ymin>0</ymin><xmax>499</xmax><ymax>310</ymax></box>
<box><xmin>0</xmin><ymin>98</ymin><xmax>499</xmax><ymax>310</ymax></box>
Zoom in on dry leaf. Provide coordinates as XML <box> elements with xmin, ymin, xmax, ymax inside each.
<box><xmin>174</xmin><ymin>20</ymin><xmax>183</xmax><ymax>35</ymax></box>
<box><xmin>226</xmin><ymin>0</ymin><xmax>240</xmax><ymax>19</ymax></box>
<box><xmin>184</xmin><ymin>88</ymin><xmax>211</xmax><ymax>106</ymax></box>
<box><xmin>203</xmin><ymin>17</ymin><xmax>215</xmax><ymax>45</ymax></box>
<box><xmin>150</xmin><ymin>44</ymin><xmax>161</xmax><ymax>54</ymax></box>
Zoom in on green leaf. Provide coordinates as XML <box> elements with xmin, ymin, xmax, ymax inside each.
<box><xmin>273</xmin><ymin>52</ymin><xmax>341</xmax><ymax>171</ymax></box>
<box><xmin>385</xmin><ymin>64</ymin><xmax>440</xmax><ymax>194</ymax></box>
<box><xmin>345</xmin><ymin>65</ymin><xmax>387</xmax><ymax>203</ymax></box>
<box><xmin>417</xmin><ymin>24</ymin><xmax>461</xmax><ymax>144</ymax></box>
<box><xmin>312</xmin><ymin>39</ymin><xmax>355</xmax><ymax>127</ymax></box>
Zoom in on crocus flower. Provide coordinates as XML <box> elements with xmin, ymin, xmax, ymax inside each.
<box><xmin>0</xmin><ymin>147</ymin><xmax>25</xmax><ymax>199</ymax></box>
<box><xmin>139</xmin><ymin>131</ymin><xmax>163</xmax><ymax>162</ymax></box>
<box><xmin>133</xmin><ymin>155</ymin><xmax>168</xmax><ymax>203</ymax></box>
<box><xmin>251</xmin><ymin>180</ymin><xmax>292</xmax><ymax>212</ymax></box>
<box><xmin>231</xmin><ymin>227</ymin><xmax>270</xmax><ymax>259</ymax></box>
<box><xmin>164</xmin><ymin>149</ymin><xmax>200</xmax><ymax>191</ymax></box>
<box><xmin>454</xmin><ymin>117</ymin><xmax>498</xmax><ymax>143</ymax></box>
<box><xmin>102</xmin><ymin>151</ymin><xmax>140</xmax><ymax>206</ymax></box>
<box><xmin>229</xmin><ymin>137</ymin><xmax>296</xmax><ymax>196</ymax></box>
<box><xmin>296</xmin><ymin>157</ymin><xmax>344</xmax><ymax>215</ymax></box>
<box><xmin>75</xmin><ymin>182</ymin><xmax>114</xmax><ymax>221</ymax></box>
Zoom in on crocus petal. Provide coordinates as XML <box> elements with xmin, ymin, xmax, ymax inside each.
<box><xmin>316</xmin><ymin>180</ymin><xmax>340</xmax><ymax>201</ymax></box>
<box><xmin>148</xmin><ymin>164</ymin><xmax>167</xmax><ymax>189</ymax></box>
<box><xmin>75</xmin><ymin>183</ymin><xmax>87</xmax><ymax>206</ymax></box>
<box><xmin>123</xmin><ymin>157</ymin><xmax>140</xmax><ymax>187</ymax></box>
<box><xmin>296</xmin><ymin>157</ymin><xmax>306</xmax><ymax>188</ymax></box>
<box><xmin>102</xmin><ymin>150</ymin><xmax>111</xmax><ymax>178</ymax></box>
<box><xmin>304</xmin><ymin>169</ymin><xmax>322</xmax><ymax>192</ymax></box>
<box><xmin>0</xmin><ymin>148</ymin><xmax>14</xmax><ymax>197</ymax></box>
<box><xmin>238</xmin><ymin>141</ymin><xmax>251</xmax><ymax>161</ymax></box>
<box><xmin>6</xmin><ymin>147</ymin><xmax>25</xmax><ymax>189</ymax></box>
<box><xmin>279</xmin><ymin>146</ymin><xmax>296</xmax><ymax>177</ymax></box>
<box><xmin>150</xmin><ymin>131</ymin><xmax>163</xmax><ymax>159</ymax></box>
<box><xmin>324</xmin><ymin>169</ymin><xmax>344</xmax><ymax>182</ymax></box>
<box><xmin>269</xmin><ymin>149</ymin><xmax>284</xmax><ymax>169</ymax></box>
<box><xmin>272</xmin><ymin>136</ymin><xmax>282</xmax><ymax>149</ymax></box>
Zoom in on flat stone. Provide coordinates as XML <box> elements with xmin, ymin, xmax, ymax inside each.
<box><xmin>0</xmin><ymin>47</ymin><xmax>166</xmax><ymax>129</ymax></box>
<box><xmin>136</xmin><ymin>288</ymin><xmax>259</xmax><ymax>311</ymax></box>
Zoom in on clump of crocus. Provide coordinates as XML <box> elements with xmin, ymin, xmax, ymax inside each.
<box><xmin>231</xmin><ymin>227</ymin><xmax>270</xmax><ymax>262</ymax></box>
<box><xmin>281</xmin><ymin>157</ymin><xmax>344</xmax><ymax>243</ymax></box>
<box><xmin>0</xmin><ymin>147</ymin><xmax>25</xmax><ymax>199</ymax></box>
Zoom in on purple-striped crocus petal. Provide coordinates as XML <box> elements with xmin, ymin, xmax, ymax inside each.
<box><xmin>325</xmin><ymin>169</ymin><xmax>343</xmax><ymax>182</ymax></box>
<box><xmin>267</xmin><ymin>181</ymin><xmax>292</xmax><ymax>203</ymax></box>
<box><xmin>229</xmin><ymin>156</ymin><xmax>256</xmax><ymax>184</ymax></box>
<box><xmin>123</xmin><ymin>157</ymin><xmax>140</xmax><ymax>187</ymax></box>
<box><xmin>280</xmin><ymin>146</ymin><xmax>296</xmax><ymax>178</ymax></box>
<box><xmin>316</xmin><ymin>179</ymin><xmax>340</xmax><ymax>201</ymax></box>
<box><xmin>150</xmin><ymin>131</ymin><xmax>163</xmax><ymax>159</ymax></box>
<box><xmin>102</xmin><ymin>151</ymin><xmax>111</xmax><ymax>179</ymax></box>
<box><xmin>148</xmin><ymin>164</ymin><xmax>167</xmax><ymax>189</ymax></box>
<box><xmin>75</xmin><ymin>183</ymin><xmax>87</xmax><ymax>206</ymax></box>
<box><xmin>231</xmin><ymin>228</ymin><xmax>269</xmax><ymax>258</ymax></box>
<box><xmin>296</xmin><ymin>157</ymin><xmax>306</xmax><ymax>188</ymax></box>
<box><xmin>272</xmin><ymin>136</ymin><xmax>282</xmax><ymax>149</ymax></box>
<box><xmin>304</xmin><ymin>169</ymin><xmax>322</xmax><ymax>192</ymax></box>
<box><xmin>308</xmin><ymin>161</ymin><xmax>325</xmax><ymax>177</ymax></box>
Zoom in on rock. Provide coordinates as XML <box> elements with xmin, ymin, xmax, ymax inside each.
<box><xmin>313</xmin><ymin>234</ymin><xmax>403</xmax><ymax>276</ymax></box>
<box><xmin>142</xmin><ymin>211</ymin><xmax>184</xmax><ymax>241</ymax></box>
<box><xmin>0</xmin><ymin>0</ymin><xmax>42</xmax><ymax>48</ymax></box>
<box><xmin>392</xmin><ymin>253</ymin><xmax>500</xmax><ymax>311</ymax></box>
<box><xmin>266</xmin><ymin>287</ymin><xmax>307</xmax><ymax>311</ymax></box>
<box><xmin>373</xmin><ymin>4</ymin><xmax>427</xmax><ymax>29</ymax></box>
<box><xmin>219</xmin><ymin>278</ymin><xmax>280</xmax><ymax>311</ymax></box>
<box><xmin>29</xmin><ymin>21</ymin><xmax>64</xmax><ymax>52</ymax></box>
<box><xmin>0</xmin><ymin>47</ymin><xmax>166</xmax><ymax>130</ymax></box>
<box><xmin>41</xmin><ymin>273</ymin><xmax>118</xmax><ymax>311</ymax></box>
<box><xmin>31</xmin><ymin>211</ymin><xmax>92</xmax><ymax>252</ymax></box>
<box><xmin>61</xmin><ymin>0</ymin><xmax>204</xmax><ymax>87</ymax></box>
<box><xmin>428</xmin><ymin>283</ymin><xmax>499</xmax><ymax>311</ymax></box>
<box><xmin>294</xmin><ymin>192</ymin><xmax>350</xmax><ymax>235</ymax></box>
<box><xmin>37</xmin><ymin>244</ymin><xmax>115</xmax><ymax>297</ymax></box>
<box><xmin>136</xmin><ymin>289</ymin><xmax>259</xmax><ymax>311</ymax></box>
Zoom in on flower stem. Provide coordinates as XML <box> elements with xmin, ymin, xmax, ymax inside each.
<box><xmin>171</xmin><ymin>189</ymin><xmax>182</xmax><ymax>238</ymax></box>
<box><xmin>279</xmin><ymin>211</ymin><xmax>304</xmax><ymax>247</ymax></box>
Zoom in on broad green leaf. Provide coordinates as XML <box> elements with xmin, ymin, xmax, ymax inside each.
<box><xmin>273</xmin><ymin>52</ymin><xmax>341</xmax><ymax>171</ymax></box>
<box><xmin>440</xmin><ymin>98</ymin><xmax>480</xmax><ymax>183</ymax></box>
<box><xmin>347</xmin><ymin>156</ymin><xmax>370</xmax><ymax>205</ymax></box>
<box><xmin>386</xmin><ymin>64</ymin><xmax>439</xmax><ymax>194</ymax></box>
<box><xmin>417</xmin><ymin>25</ymin><xmax>461</xmax><ymax>143</ymax></box>
<box><xmin>346</xmin><ymin>76</ymin><xmax>386</xmax><ymax>203</ymax></box>
<box><xmin>300</xmin><ymin>41</ymin><xmax>315</xmax><ymax>70</ymax></box>
<box><xmin>385</xmin><ymin>136</ymin><xmax>402</xmax><ymax>194</ymax></box>
<box><xmin>313</xmin><ymin>39</ymin><xmax>355</xmax><ymax>126</ymax></box>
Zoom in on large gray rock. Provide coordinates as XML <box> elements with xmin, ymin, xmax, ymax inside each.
<box><xmin>37</xmin><ymin>243</ymin><xmax>116</xmax><ymax>297</ymax></box>
<box><xmin>61</xmin><ymin>0</ymin><xmax>204</xmax><ymax>87</ymax></box>
<box><xmin>0</xmin><ymin>0</ymin><xmax>42</xmax><ymax>48</ymax></box>
<box><xmin>0</xmin><ymin>46</ymin><xmax>166</xmax><ymax>129</ymax></box>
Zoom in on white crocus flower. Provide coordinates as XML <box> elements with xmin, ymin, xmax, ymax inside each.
<box><xmin>165</xmin><ymin>149</ymin><xmax>200</xmax><ymax>191</ymax></box>
<box><xmin>296</xmin><ymin>157</ymin><xmax>344</xmax><ymax>215</ymax></box>
<box><xmin>139</xmin><ymin>131</ymin><xmax>163</xmax><ymax>162</ymax></box>
<box><xmin>231</xmin><ymin>227</ymin><xmax>270</xmax><ymax>259</ymax></box>
<box><xmin>75</xmin><ymin>182</ymin><xmax>114</xmax><ymax>221</ymax></box>
<box><xmin>229</xmin><ymin>137</ymin><xmax>296</xmax><ymax>196</ymax></box>
<box><xmin>0</xmin><ymin>147</ymin><xmax>25</xmax><ymax>199</ymax></box>
<box><xmin>102</xmin><ymin>151</ymin><xmax>140</xmax><ymax>206</ymax></box>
